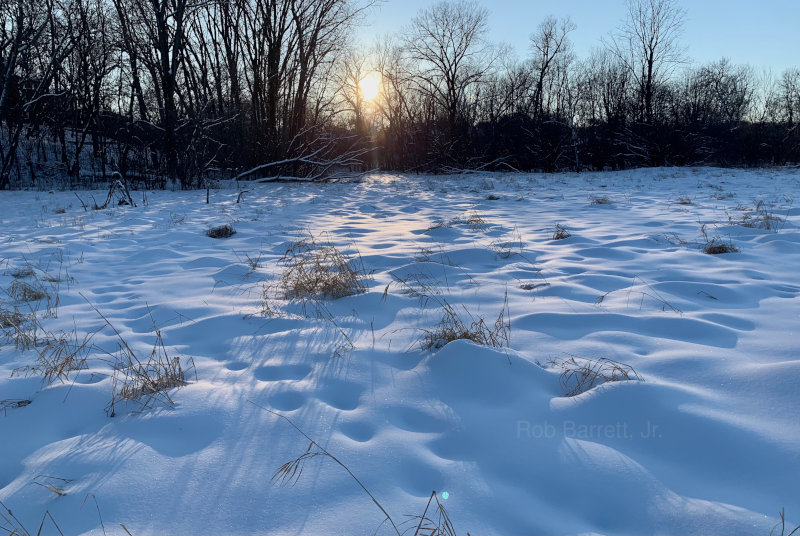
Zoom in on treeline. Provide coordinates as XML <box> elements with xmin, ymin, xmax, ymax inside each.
<box><xmin>1</xmin><ymin>0</ymin><xmax>799</xmax><ymax>190</ymax></box>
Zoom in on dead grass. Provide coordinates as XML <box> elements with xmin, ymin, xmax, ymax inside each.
<box><xmin>243</xmin><ymin>251</ymin><xmax>262</xmax><ymax>271</ymax></box>
<box><xmin>548</xmin><ymin>355</ymin><xmax>643</xmax><ymax>397</ymax></box>
<box><xmin>595</xmin><ymin>276</ymin><xmax>682</xmax><ymax>314</ymax></box>
<box><xmin>83</xmin><ymin>299</ymin><xmax>195</xmax><ymax>417</ymax></box>
<box><xmin>0</xmin><ymin>305</ymin><xmax>41</xmax><ymax>351</ymax></box>
<box><xmin>391</xmin><ymin>273</ymin><xmax>510</xmax><ymax>351</ymax></box>
<box><xmin>273</xmin><ymin>234</ymin><xmax>366</xmax><ymax>301</ymax></box>
<box><xmin>420</xmin><ymin>294</ymin><xmax>510</xmax><ymax>351</ymax></box>
<box><xmin>700</xmin><ymin>224</ymin><xmax>739</xmax><ymax>254</ymax></box>
<box><xmin>260</xmin><ymin>403</ymin><xmax>459</xmax><ymax>536</ymax></box>
<box><xmin>1</xmin><ymin>398</ymin><xmax>32</xmax><ymax>416</ymax></box>
<box><xmin>675</xmin><ymin>195</ymin><xmax>692</xmax><ymax>205</ymax></box>
<box><xmin>9</xmin><ymin>280</ymin><xmax>48</xmax><ymax>302</ymax></box>
<box><xmin>35</xmin><ymin>328</ymin><xmax>96</xmax><ymax>385</ymax></box>
<box><xmin>9</xmin><ymin>265</ymin><xmax>35</xmax><ymax>279</ymax></box>
<box><xmin>771</xmin><ymin>508</ymin><xmax>800</xmax><ymax>536</ymax></box>
<box><xmin>703</xmin><ymin>239</ymin><xmax>739</xmax><ymax>254</ymax></box>
<box><xmin>465</xmin><ymin>211</ymin><xmax>486</xmax><ymax>227</ymax></box>
<box><xmin>590</xmin><ymin>196</ymin><xmax>612</xmax><ymax>205</ymax></box>
<box><xmin>553</xmin><ymin>224</ymin><xmax>571</xmax><ymax>240</ymax></box>
<box><xmin>0</xmin><ymin>307</ymin><xmax>26</xmax><ymax>329</ymax></box>
<box><xmin>206</xmin><ymin>223</ymin><xmax>236</xmax><ymax>238</ymax></box>
<box><xmin>1</xmin><ymin>501</ymin><xmax>65</xmax><ymax>536</ymax></box>
<box><xmin>259</xmin><ymin>234</ymin><xmax>363</xmax><ymax>358</ymax></box>
<box><xmin>424</xmin><ymin>219</ymin><xmax>450</xmax><ymax>233</ymax></box>
<box><xmin>733</xmin><ymin>200</ymin><xmax>784</xmax><ymax>231</ymax></box>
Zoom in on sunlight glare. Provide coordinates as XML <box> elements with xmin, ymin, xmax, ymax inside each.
<box><xmin>359</xmin><ymin>73</ymin><xmax>380</xmax><ymax>102</ymax></box>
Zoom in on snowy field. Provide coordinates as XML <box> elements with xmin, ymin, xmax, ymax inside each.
<box><xmin>1</xmin><ymin>167</ymin><xmax>799</xmax><ymax>535</ymax></box>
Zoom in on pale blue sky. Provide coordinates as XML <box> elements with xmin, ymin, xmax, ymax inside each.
<box><xmin>359</xmin><ymin>0</ymin><xmax>799</xmax><ymax>74</ymax></box>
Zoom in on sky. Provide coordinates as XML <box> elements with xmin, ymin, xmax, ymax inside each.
<box><xmin>358</xmin><ymin>0</ymin><xmax>800</xmax><ymax>75</ymax></box>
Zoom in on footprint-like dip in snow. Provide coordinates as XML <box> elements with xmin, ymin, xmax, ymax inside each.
<box><xmin>267</xmin><ymin>389</ymin><xmax>307</xmax><ymax>411</ymax></box>
<box><xmin>383</xmin><ymin>406</ymin><xmax>449</xmax><ymax>434</ymax></box>
<box><xmin>316</xmin><ymin>378</ymin><xmax>364</xmax><ymax>411</ymax></box>
<box><xmin>253</xmin><ymin>364</ymin><xmax>312</xmax><ymax>382</ymax></box>
<box><xmin>119</xmin><ymin>412</ymin><xmax>222</xmax><ymax>458</ymax></box>
<box><xmin>338</xmin><ymin>420</ymin><xmax>376</xmax><ymax>442</ymax></box>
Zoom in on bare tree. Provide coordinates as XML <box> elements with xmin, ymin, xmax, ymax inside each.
<box><xmin>403</xmin><ymin>0</ymin><xmax>491</xmax><ymax>151</ymax></box>
<box><xmin>0</xmin><ymin>0</ymin><xmax>74</xmax><ymax>189</ymax></box>
<box><xmin>338</xmin><ymin>49</ymin><xmax>370</xmax><ymax>138</ymax></box>
<box><xmin>608</xmin><ymin>0</ymin><xmax>686</xmax><ymax>123</ymax></box>
<box><xmin>529</xmin><ymin>16</ymin><xmax>576</xmax><ymax>120</ymax></box>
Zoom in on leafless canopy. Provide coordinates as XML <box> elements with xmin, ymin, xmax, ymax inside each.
<box><xmin>403</xmin><ymin>0</ymin><xmax>491</xmax><ymax>138</ymax></box>
<box><xmin>608</xmin><ymin>0</ymin><xmax>687</xmax><ymax>123</ymax></box>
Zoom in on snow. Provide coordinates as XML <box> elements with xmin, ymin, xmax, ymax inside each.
<box><xmin>0</xmin><ymin>167</ymin><xmax>798</xmax><ymax>535</ymax></box>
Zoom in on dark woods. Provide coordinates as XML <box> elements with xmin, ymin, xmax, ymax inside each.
<box><xmin>0</xmin><ymin>0</ymin><xmax>798</xmax><ymax>190</ymax></box>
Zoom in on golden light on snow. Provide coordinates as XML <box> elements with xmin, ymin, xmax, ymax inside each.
<box><xmin>358</xmin><ymin>73</ymin><xmax>380</xmax><ymax>102</ymax></box>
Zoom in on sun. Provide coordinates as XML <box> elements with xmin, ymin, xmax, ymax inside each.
<box><xmin>358</xmin><ymin>73</ymin><xmax>380</xmax><ymax>102</ymax></box>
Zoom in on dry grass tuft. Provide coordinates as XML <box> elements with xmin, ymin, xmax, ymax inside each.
<box><xmin>35</xmin><ymin>328</ymin><xmax>96</xmax><ymax>385</ymax></box>
<box><xmin>0</xmin><ymin>307</ymin><xmax>26</xmax><ymax>329</ymax></box>
<box><xmin>549</xmin><ymin>356</ymin><xmax>643</xmax><ymax>397</ymax></box>
<box><xmin>703</xmin><ymin>240</ymin><xmax>739</xmax><ymax>254</ymax></box>
<box><xmin>275</xmin><ymin>234</ymin><xmax>366</xmax><ymax>301</ymax></box>
<box><xmin>0</xmin><ymin>306</ymin><xmax>40</xmax><ymax>350</ymax></box>
<box><xmin>9</xmin><ymin>266</ymin><xmax>35</xmax><ymax>279</ymax></box>
<box><xmin>9</xmin><ymin>280</ymin><xmax>49</xmax><ymax>302</ymax></box>
<box><xmin>734</xmin><ymin>200</ymin><xmax>784</xmax><ymax>231</ymax></box>
<box><xmin>260</xmin><ymin>234</ymin><xmax>363</xmax><ymax>358</ymax></box>
<box><xmin>465</xmin><ymin>211</ymin><xmax>486</xmax><ymax>227</ymax></box>
<box><xmin>392</xmin><ymin>273</ymin><xmax>510</xmax><ymax>351</ymax></box>
<box><xmin>1</xmin><ymin>398</ymin><xmax>32</xmax><ymax>416</ymax></box>
<box><xmin>206</xmin><ymin>223</ymin><xmax>236</xmax><ymax>239</ymax></box>
<box><xmin>700</xmin><ymin>224</ymin><xmax>739</xmax><ymax>254</ymax></box>
<box><xmin>424</xmin><ymin>219</ymin><xmax>450</xmax><ymax>233</ymax></box>
<box><xmin>590</xmin><ymin>196</ymin><xmax>612</xmax><ymax>205</ymax></box>
<box><xmin>84</xmin><ymin>300</ymin><xmax>195</xmax><ymax>417</ymax></box>
<box><xmin>420</xmin><ymin>293</ymin><xmax>510</xmax><ymax>351</ymax></box>
<box><xmin>553</xmin><ymin>224</ymin><xmax>571</xmax><ymax>240</ymax></box>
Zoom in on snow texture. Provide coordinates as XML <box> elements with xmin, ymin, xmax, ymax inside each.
<box><xmin>0</xmin><ymin>167</ymin><xmax>798</xmax><ymax>535</ymax></box>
